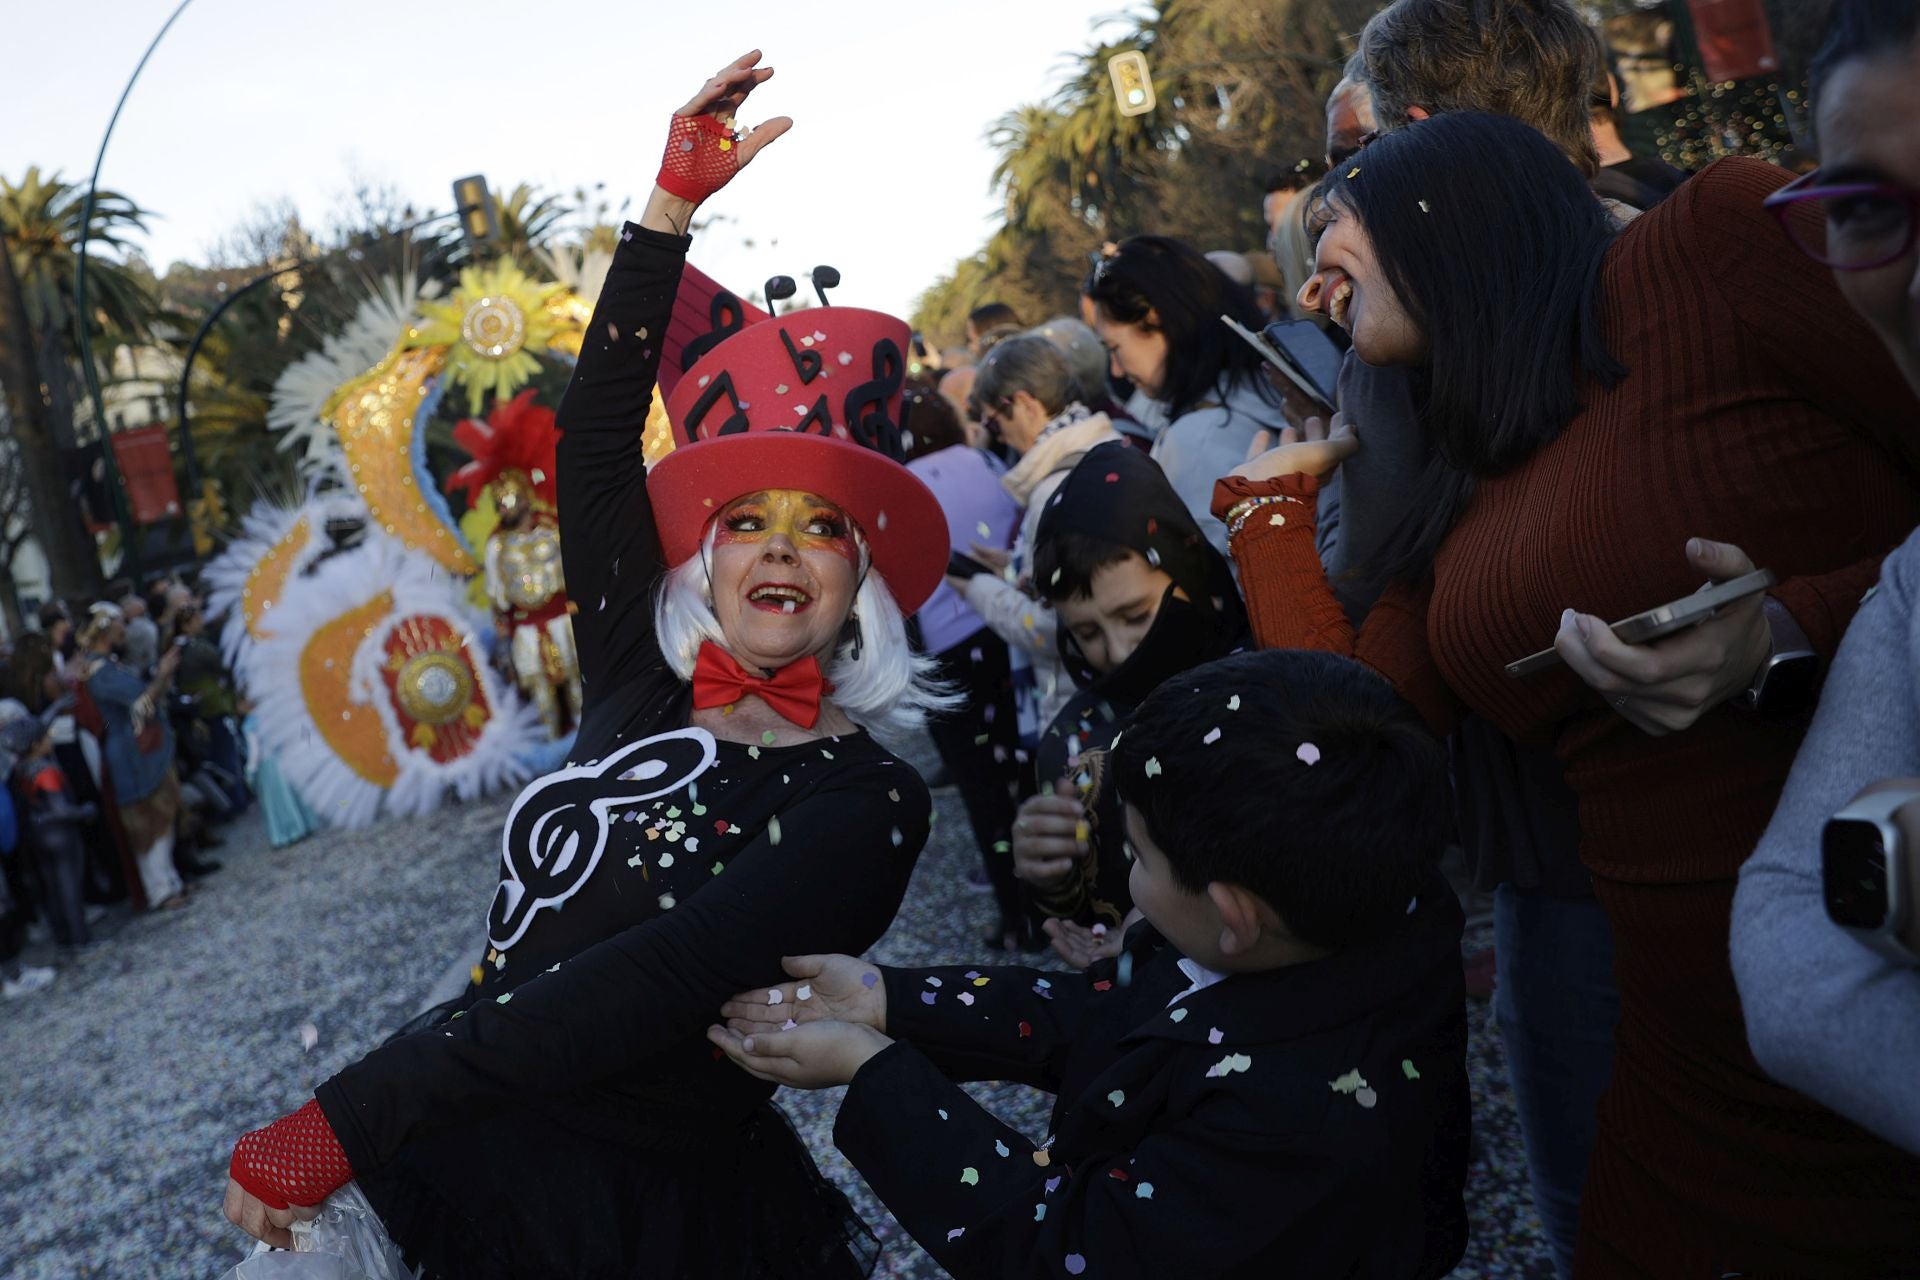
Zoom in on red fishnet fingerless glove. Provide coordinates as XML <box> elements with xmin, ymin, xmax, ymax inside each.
<box><xmin>229</xmin><ymin>1098</ymin><xmax>354</xmax><ymax>1210</ymax></box>
<box><xmin>657</xmin><ymin>112</ymin><xmax>742</xmax><ymax>203</ymax></box>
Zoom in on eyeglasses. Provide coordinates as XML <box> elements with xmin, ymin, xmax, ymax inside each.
<box><xmin>1763</xmin><ymin>170</ymin><xmax>1920</xmax><ymax>271</ymax></box>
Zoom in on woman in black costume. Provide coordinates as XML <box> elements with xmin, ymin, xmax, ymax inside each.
<box><xmin>222</xmin><ymin>52</ymin><xmax>955</xmax><ymax>1278</ymax></box>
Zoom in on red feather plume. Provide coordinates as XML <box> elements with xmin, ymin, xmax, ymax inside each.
<box><xmin>445</xmin><ymin>389</ymin><xmax>561</xmax><ymax>508</ymax></box>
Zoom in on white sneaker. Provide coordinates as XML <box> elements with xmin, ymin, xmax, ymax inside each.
<box><xmin>2</xmin><ymin>966</ymin><xmax>56</xmax><ymax>999</ymax></box>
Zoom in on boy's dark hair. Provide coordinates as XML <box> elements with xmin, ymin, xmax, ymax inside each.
<box><xmin>1361</xmin><ymin>0</ymin><xmax>1603</xmax><ymax>176</ymax></box>
<box><xmin>1322</xmin><ymin>111</ymin><xmax>1623</xmax><ymax>582</ymax></box>
<box><xmin>1113</xmin><ymin>649</ymin><xmax>1451</xmax><ymax>951</ymax></box>
<box><xmin>1811</xmin><ymin>0</ymin><xmax>1920</xmax><ymax>104</ymax></box>
<box><xmin>1033</xmin><ymin>527</ymin><xmax>1137</xmax><ymax>604</ymax></box>
<box><xmin>968</xmin><ymin>302</ymin><xmax>1022</xmax><ymax>333</ymax></box>
<box><xmin>1080</xmin><ymin>234</ymin><xmax>1280</xmax><ymax>421</ymax></box>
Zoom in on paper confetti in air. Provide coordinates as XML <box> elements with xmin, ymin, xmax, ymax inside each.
<box><xmin>1207</xmin><ymin>1027</ymin><xmax>1224</xmax><ymax>1045</ymax></box>
<box><xmin>947</xmin><ymin>1228</ymin><xmax>965</xmax><ymax>1243</ymax></box>
<box><xmin>1144</xmin><ymin>757</ymin><xmax>1162</xmax><ymax>778</ymax></box>
<box><xmin>1066</xmin><ymin>1254</ymin><xmax>1088</xmax><ymax>1275</ymax></box>
<box><xmin>761</xmin><ymin>730</ymin><xmax>778</xmax><ymax>746</ymax></box>
<box><xmin>1033</xmin><ymin>1148</ymin><xmax>1051</xmax><ymax>1166</ymax></box>
<box><xmin>938</xmin><ymin>1108</ymin><xmax>948</xmax><ymax>1119</ymax></box>
<box><xmin>927</xmin><ymin>976</ymin><xmax>943</xmax><ymax>988</ymax></box>
<box><xmin>995</xmin><ymin>1140</ymin><xmax>1010</xmax><ymax>1157</ymax></box>
<box><xmin>1356</xmin><ymin>1087</ymin><xmax>1378</xmax><ymax>1108</ymax></box>
<box><xmin>1296</xmin><ymin>742</ymin><xmax>1321</xmax><ymax>766</ymax></box>
<box><xmin>922</xmin><ymin>992</ymin><xmax>937</xmax><ymax>1005</ymax></box>
<box><xmin>657</xmin><ymin>893</ymin><xmax>676</xmax><ymax>909</ymax></box>
<box><xmin>960</xmin><ymin>1167</ymin><xmax>980</xmax><ymax>1186</ymax></box>
<box><xmin>299</xmin><ymin>1023</ymin><xmax>319</xmax><ymax>1052</ymax></box>
<box><xmin>1169</xmin><ymin>1008</ymin><xmax>1188</xmax><ymax>1023</ymax></box>
<box><xmin>1034</xmin><ymin>1204</ymin><xmax>1048</xmax><ymax>1221</ymax></box>
<box><xmin>1135</xmin><ymin>1182</ymin><xmax>1155</xmax><ymax>1200</ymax></box>
<box><xmin>958</xmin><ymin>992</ymin><xmax>975</xmax><ymax>1005</ymax></box>
<box><xmin>1206</xmin><ymin>1053</ymin><xmax>1252</xmax><ymax>1078</ymax></box>
<box><xmin>496</xmin><ymin>992</ymin><xmax>513</xmax><ymax>1005</ymax></box>
<box><xmin>1402</xmin><ymin>1059</ymin><xmax>1421</xmax><ymax>1080</ymax></box>
<box><xmin>768</xmin><ymin>816</ymin><xmax>782</xmax><ymax>845</ymax></box>
<box><xmin>1107</xmin><ymin>1090</ymin><xmax>1126</xmax><ymax>1107</ymax></box>
<box><xmin>1227</xmin><ymin>694</ymin><xmax>1240</xmax><ymax>711</ymax></box>
<box><xmin>1203</xmin><ymin>727</ymin><xmax>1222</xmax><ymax>745</ymax></box>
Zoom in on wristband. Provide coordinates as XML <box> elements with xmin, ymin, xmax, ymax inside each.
<box><xmin>656</xmin><ymin>112</ymin><xmax>742</xmax><ymax>204</ymax></box>
<box><xmin>229</xmin><ymin>1098</ymin><xmax>354</xmax><ymax>1210</ymax></box>
<box><xmin>1224</xmin><ymin>493</ymin><xmax>1304</xmax><ymax>542</ymax></box>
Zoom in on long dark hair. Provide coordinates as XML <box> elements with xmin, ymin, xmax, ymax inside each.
<box><xmin>1081</xmin><ymin>235</ymin><xmax>1281</xmax><ymax>420</ymax></box>
<box><xmin>1323</xmin><ymin>111</ymin><xmax>1624</xmax><ymax>580</ymax></box>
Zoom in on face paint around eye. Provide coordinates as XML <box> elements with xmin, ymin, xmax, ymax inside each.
<box><xmin>713</xmin><ymin>490</ymin><xmax>861</xmax><ymax>569</ymax></box>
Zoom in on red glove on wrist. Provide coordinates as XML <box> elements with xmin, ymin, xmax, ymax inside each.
<box><xmin>229</xmin><ymin>1098</ymin><xmax>354</xmax><ymax>1210</ymax></box>
<box><xmin>656</xmin><ymin>112</ymin><xmax>742</xmax><ymax>204</ymax></box>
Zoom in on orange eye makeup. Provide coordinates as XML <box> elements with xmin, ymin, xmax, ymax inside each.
<box><xmin>713</xmin><ymin>490</ymin><xmax>861</xmax><ymax>568</ymax></box>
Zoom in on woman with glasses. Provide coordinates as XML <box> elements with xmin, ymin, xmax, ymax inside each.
<box><xmin>1734</xmin><ymin>0</ymin><xmax>1920</xmax><ymax>1157</ymax></box>
<box><xmin>1225</xmin><ymin>106</ymin><xmax>1920</xmax><ymax>1272</ymax></box>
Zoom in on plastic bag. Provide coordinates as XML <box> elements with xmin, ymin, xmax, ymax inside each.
<box><xmin>217</xmin><ymin>1183</ymin><xmax>418</xmax><ymax>1280</ymax></box>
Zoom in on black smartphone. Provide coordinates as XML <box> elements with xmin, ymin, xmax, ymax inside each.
<box><xmin>1261</xmin><ymin>319</ymin><xmax>1344</xmax><ymax>409</ymax></box>
<box><xmin>1505</xmin><ymin>569</ymin><xmax>1778</xmax><ymax>677</ymax></box>
<box><xmin>947</xmin><ymin>551</ymin><xmax>994</xmax><ymax>580</ymax></box>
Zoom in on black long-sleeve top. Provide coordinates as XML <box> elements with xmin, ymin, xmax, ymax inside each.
<box><xmin>833</xmin><ymin>881</ymin><xmax>1471</xmax><ymax>1279</ymax></box>
<box><xmin>315</xmin><ymin>225</ymin><xmax>932</xmax><ymax>1169</ymax></box>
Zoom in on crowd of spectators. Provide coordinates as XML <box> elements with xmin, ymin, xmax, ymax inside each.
<box><xmin>0</xmin><ymin>572</ymin><xmax>248</xmax><ymax>998</ymax></box>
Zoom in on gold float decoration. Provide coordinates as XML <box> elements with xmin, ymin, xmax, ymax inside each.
<box><xmin>407</xmin><ymin>261</ymin><xmax>568</xmax><ymax>415</ymax></box>
<box><xmin>327</xmin><ymin>345</ymin><xmax>477</xmax><ymax>576</ymax></box>
<box><xmin>300</xmin><ymin>593</ymin><xmax>400</xmax><ymax>788</ymax></box>
<box><xmin>240</xmin><ymin>515</ymin><xmax>311</xmax><ymax>640</ymax></box>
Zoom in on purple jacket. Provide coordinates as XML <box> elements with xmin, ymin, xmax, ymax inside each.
<box><xmin>907</xmin><ymin>446</ymin><xmax>1022</xmax><ymax>655</ymax></box>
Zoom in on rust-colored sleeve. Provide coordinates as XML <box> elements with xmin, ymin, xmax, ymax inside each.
<box><xmin>1213</xmin><ymin>473</ymin><xmax>1458</xmax><ymax>735</ymax></box>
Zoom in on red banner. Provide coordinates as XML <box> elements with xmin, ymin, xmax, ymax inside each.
<box><xmin>110</xmin><ymin>424</ymin><xmax>183</xmax><ymax>524</ymax></box>
<box><xmin>1686</xmin><ymin>0</ymin><xmax>1781</xmax><ymax>83</ymax></box>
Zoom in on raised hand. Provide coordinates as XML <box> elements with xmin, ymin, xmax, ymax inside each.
<box><xmin>719</xmin><ymin>953</ymin><xmax>887</xmax><ymax>1035</ymax></box>
<box><xmin>650</xmin><ymin>49</ymin><xmax>792</xmax><ymax>226</ymax></box>
<box><xmin>1012</xmin><ymin>777</ymin><xmax>1089</xmax><ymax>889</ymax></box>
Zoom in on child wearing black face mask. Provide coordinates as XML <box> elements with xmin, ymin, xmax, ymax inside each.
<box><xmin>1008</xmin><ymin>443</ymin><xmax>1248</xmax><ymax>953</ymax></box>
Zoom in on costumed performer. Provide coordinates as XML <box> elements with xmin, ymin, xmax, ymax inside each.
<box><xmin>449</xmin><ymin>390</ymin><xmax>584</xmax><ymax>738</ymax></box>
<box><xmin>221</xmin><ymin>50</ymin><xmax>953</xmax><ymax>1279</ymax></box>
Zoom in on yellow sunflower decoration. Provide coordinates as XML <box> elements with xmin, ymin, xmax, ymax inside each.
<box><xmin>407</xmin><ymin>261</ymin><xmax>568</xmax><ymax>415</ymax></box>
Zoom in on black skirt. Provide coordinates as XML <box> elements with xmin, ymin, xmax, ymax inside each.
<box><xmin>356</xmin><ymin>1096</ymin><xmax>878</xmax><ymax>1280</ymax></box>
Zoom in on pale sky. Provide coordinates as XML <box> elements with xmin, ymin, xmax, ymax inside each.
<box><xmin>3</xmin><ymin>0</ymin><xmax>1123</xmax><ymax>322</ymax></box>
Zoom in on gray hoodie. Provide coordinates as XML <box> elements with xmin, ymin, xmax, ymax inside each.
<box><xmin>1136</xmin><ymin>375</ymin><xmax>1290</xmax><ymax>555</ymax></box>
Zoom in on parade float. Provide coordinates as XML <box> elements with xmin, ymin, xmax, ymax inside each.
<box><xmin>203</xmin><ymin>243</ymin><xmax>764</xmax><ymax>829</ymax></box>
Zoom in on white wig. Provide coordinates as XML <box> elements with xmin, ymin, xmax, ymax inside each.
<box><xmin>654</xmin><ymin>525</ymin><xmax>957</xmax><ymax>742</ymax></box>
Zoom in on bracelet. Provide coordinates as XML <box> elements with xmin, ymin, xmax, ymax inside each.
<box><xmin>1224</xmin><ymin>493</ymin><xmax>1304</xmax><ymax>542</ymax></box>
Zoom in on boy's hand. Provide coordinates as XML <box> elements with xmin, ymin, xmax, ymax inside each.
<box><xmin>1043</xmin><ymin>917</ymin><xmax>1124</xmax><ymax>969</ymax></box>
<box><xmin>720</xmin><ymin>954</ymin><xmax>886</xmax><ymax>1034</ymax></box>
<box><xmin>706</xmin><ymin>1021</ymin><xmax>892</xmax><ymax>1089</ymax></box>
<box><xmin>1013</xmin><ymin>779</ymin><xmax>1088</xmax><ymax>888</ymax></box>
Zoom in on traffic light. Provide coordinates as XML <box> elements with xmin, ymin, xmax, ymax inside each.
<box><xmin>1109</xmin><ymin>50</ymin><xmax>1156</xmax><ymax>118</ymax></box>
<box><xmin>452</xmin><ymin>174</ymin><xmax>500</xmax><ymax>253</ymax></box>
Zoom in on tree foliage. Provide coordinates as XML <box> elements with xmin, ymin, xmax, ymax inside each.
<box><xmin>913</xmin><ymin>0</ymin><xmax>1378</xmax><ymax>349</ymax></box>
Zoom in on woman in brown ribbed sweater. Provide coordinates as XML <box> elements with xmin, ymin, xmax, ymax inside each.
<box><xmin>1223</xmin><ymin>111</ymin><xmax>1920</xmax><ymax>1275</ymax></box>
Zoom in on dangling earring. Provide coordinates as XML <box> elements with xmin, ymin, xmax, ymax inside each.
<box><xmin>840</xmin><ymin>611</ymin><xmax>863</xmax><ymax>661</ymax></box>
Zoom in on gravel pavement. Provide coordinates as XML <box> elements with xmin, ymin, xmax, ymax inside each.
<box><xmin>0</xmin><ymin>732</ymin><xmax>1548</xmax><ymax>1279</ymax></box>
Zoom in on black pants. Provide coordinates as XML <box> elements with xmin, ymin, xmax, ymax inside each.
<box><xmin>29</xmin><ymin>823</ymin><xmax>89</xmax><ymax>947</ymax></box>
<box><xmin>924</xmin><ymin>629</ymin><xmax>1030</xmax><ymax>932</ymax></box>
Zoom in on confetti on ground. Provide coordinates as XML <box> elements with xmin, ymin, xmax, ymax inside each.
<box><xmin>4</xmin><ymin>754</ymin><xmax>1547</xmax><ymax>1280</ymax></box>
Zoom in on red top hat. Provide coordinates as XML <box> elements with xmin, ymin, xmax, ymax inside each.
<box><xmin>651</xmin><ymin>308</ymin><xmax>946</xmax><ymax>613</ymax></box>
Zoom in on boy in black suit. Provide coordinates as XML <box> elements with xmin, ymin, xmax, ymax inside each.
<box><xmin>711</xmin><ymin>649</ymin><xmax>1469</xmax><ymax>1278</ymax></box>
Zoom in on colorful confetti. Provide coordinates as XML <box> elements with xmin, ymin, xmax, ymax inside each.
<box><xmin>1206</xmin><ymin>1052</ymin><xmax>1252</xmax><ymax>1078</ymax></box>
<box><xmin>1296</xmin><ymin>742</ymin><xmax>1321</xmax><ymax>766</ymax></box>
<box><xmin>960</xmin><ymin>1167</ymin><xmax>979</xmax><ymax>1186</ymax></box>
<box><xmin>1144</xmin><ymin>757</ymin><xmax>1162</xmax><ymax>778</ymax></box>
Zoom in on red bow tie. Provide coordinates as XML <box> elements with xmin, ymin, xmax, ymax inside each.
<box><xmin>690</xmin><ymin>643</ymin><xmax>830</xmax><ymax>729</ymax></box>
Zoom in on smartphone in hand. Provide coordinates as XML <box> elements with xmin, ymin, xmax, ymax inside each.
<box><xmin>1506</xmin><ymin>568</ymin><xmax>1778</xmax><ymax>678</ymax></box>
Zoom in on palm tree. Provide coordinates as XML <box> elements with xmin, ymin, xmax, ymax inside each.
<box><xmin>0</xmin><ymin>167</ymin><xmax>162</xmax><ymax>596</ymax></box>
<box><xmin>490</xmin><ymin>183</ymin><xmax>574</xmax><ymax>271</ymax></box>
